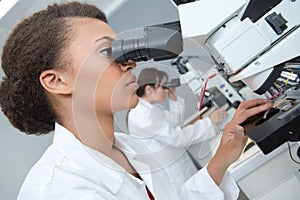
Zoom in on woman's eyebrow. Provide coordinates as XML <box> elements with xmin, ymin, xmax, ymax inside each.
<box><xmin>94</xmin><ymin>36</ymin><xmax>114</xmax><ymax>43</ymax></box>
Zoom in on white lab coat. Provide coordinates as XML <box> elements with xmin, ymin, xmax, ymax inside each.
<box><xmin>18</xmin><ymin>123</ymin><xmax>239</xmax><ymax>200</ymax></box>
<box><xmin>127</xmin><ymin>98</ymin><xmax>217</xmax><ymax>186</ymax></box>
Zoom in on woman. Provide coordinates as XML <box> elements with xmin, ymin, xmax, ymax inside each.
<box><xmin>128</xmin><ymin>67</ymin><xmax>227</xmax><ymax>188</ymax></box>
<box><xmin>0</xmin><ymin>2</ymin><xmax>272</xmax><ymax>199</ymax></box>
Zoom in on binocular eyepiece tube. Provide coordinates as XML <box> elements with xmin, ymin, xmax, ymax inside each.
<box><xmin>111</xmin><ymin>21</ymin><xmax>183</xmax><ymax>64</ymax></box>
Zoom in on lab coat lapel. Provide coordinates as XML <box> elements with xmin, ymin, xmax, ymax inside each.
<box><xmin>132</xmin><ymin>153</ymin><xmax>174</xmax><ymax>199</ymax></box>
<box><xmin>127</xmin><ymin>154</ymin><xmax>154</xmax><ymax>194</ymax></box>
<box><xmin>115</xmin><ymin>132</ymin><xmax>172</xmax><ymax>199</ymax></box>
<box><xmin>114</xmin><ymin>132</ymin><xmax>154</xmax><ymax>190</ymax></box>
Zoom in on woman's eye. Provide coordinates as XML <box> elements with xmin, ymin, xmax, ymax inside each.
<box><xmin>100</xmin><ymin>47</ymin><xmax>112</xmax><ymax>57</ymax></box>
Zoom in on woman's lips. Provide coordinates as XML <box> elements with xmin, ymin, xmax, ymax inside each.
<box><xmin>126</xmin><ymin>76</ymin><xmax>139</xmax><ymax>88</ymax></box>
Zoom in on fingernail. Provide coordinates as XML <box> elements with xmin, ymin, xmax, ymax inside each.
<box><xmin>236</xmin><ymin>127</ymin><xmax>244</xmax><ymax>135</ymax></box>
<box><xmin>237</xmin><ymin>129</ymin><xmax>243</xmax><ymax>135</ymax></box>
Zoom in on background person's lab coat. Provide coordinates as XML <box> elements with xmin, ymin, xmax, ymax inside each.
<box><xmin>127</xmin><ymin>97</ymin><xmax>218</xmax><ymax>187</ymax></box>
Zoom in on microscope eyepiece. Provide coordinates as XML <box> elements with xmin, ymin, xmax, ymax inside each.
<box><xmin>111</xmin><ymin>21</ymin><xmax>183</xmax><ymax>64</ymax></box>
<box><xmin>162</xmin><ymin>78</ymin><xmax>181</xmax><ymax>89</ymax></box>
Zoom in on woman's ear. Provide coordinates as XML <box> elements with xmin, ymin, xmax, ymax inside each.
<box><xmin>40</xmin><ymin>69</ymin><xmax>72</xmax><ymax>95</ymax></box>
<box><xmin>144</xmin><ymin>85</ymin><xmax>154</xmax><ymax>96</ymax></box>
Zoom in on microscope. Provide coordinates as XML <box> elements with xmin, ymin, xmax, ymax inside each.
<box><xmin>111</xmin><ymin>0</ymin><xmax>300</xmax><ymax>155</ymax></box>
<box><xmin>177</xmin><ymin>0</ymin><xmax>300</xmax><ymax>154</ymax></box>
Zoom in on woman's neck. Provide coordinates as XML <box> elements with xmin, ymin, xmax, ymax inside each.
<box><xmin>61</xmin><ymin>112</ymin><xmax>138</xmax><ymax>176</ymax></box>
<box><xmin>141</xmin><ymin>96</ymin><xmax>154</xmax><ymax>104</ymax></box>
<box><xmin>61</xmin><ymin>112</ymin><xmax>116</xmax><ymax>156</ymax></box>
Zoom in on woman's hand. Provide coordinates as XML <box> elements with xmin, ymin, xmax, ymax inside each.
<box><xmin>168</xmin><ymin>87</ymin><xmax>177</xmax><ymax>101</ymax></box>
<box><xmin>207</xmin><ymin>99</ymin><xmax>273</xmax><ymax>185</ymax></box>
<box><xmin>209</xmin><ymin>108</ymin><xmax>227</xmax><ymax>124</ymax></box>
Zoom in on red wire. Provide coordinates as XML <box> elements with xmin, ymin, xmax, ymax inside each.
<box><xmin>198</xmin><ymin>73</ymin><xmax>216</xmax><ymax>111</ymax></box>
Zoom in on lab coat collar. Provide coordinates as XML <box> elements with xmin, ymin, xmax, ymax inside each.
<box><xmin>52</xmin><ymin>123</ymin><xmax>125</xmax><ymax>195</ymax></box>
<box><xmin>114</xmin><ymin>132</ymin><xmax>154</xmax><ymax>195</ymax></box>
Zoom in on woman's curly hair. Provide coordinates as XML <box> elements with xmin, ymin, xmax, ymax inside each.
<box><xmin>0</xmin><ymin>2</ymin><xmax>107</xmax><ymax>135</ymax></box>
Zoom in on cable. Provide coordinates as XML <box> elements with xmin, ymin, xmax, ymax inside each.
<box><xmin>287</xmin><ymin>142</ymin><xmax>300</xmax><ymax>165</ymax></box>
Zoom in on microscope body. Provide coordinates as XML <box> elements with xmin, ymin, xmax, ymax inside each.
<box><xmin>178</xmin><ymin>0</ymin><xmax>300</xmax><ymax>154</ymax></box>
<box><xmin>179</xmin><ymin>0</ymin><xmax>300</xmax><ymax>92</ymax></box>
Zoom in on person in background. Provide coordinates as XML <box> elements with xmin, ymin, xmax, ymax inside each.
<box><xmin>0</xmin><ymin>1</ymin><xmax>272</xmax><ymax>199</ymax></box>
<box><xmin>127</xmin><ymin>67</ymin><xmax>227</xmax><ymax>188</ymax></box>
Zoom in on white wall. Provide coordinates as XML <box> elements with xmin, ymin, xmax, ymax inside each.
<box><xmin>0</xmin><ymin>115</ymin><xmax>53</xmax><ymax>200</ymax></box>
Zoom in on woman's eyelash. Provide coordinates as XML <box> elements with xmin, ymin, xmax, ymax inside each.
<box><xmin>100</xmin><ymin>47</ymin><xmax>112</xmax><ymax>57</ymax></box>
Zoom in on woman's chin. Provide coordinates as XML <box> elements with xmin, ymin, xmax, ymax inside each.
<box><xmin>128</xmin><ymin>94</ymin><xmax>139</xmax><ymax>109</ymax></box>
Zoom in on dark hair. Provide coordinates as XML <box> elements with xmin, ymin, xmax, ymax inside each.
<box><xmin>136</xmin><ymin>68</ymin><xmax>169</xmax><ymax>97</ymax></box>
<box><xmin>0</xmin><ymin>2</ymin><xmax>107</xmax><ymax>135</ymax></box>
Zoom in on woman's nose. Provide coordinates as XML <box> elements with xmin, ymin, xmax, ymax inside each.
<box><xmin>119</xmin><ymin>60</ymin><xmax>137</xmax><ymax>71</ymax></box>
